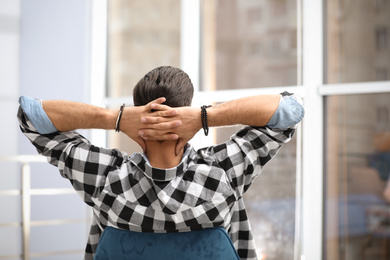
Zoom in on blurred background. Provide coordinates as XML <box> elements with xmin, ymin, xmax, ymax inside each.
<box><xmin>0</xmin><ymin>0</ymin><xmax>389</xmax><ymax>259</ymax></box>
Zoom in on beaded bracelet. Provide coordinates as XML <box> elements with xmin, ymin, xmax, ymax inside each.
<box><xmin>201</xmin><ymin>105</ymin><xmax>212</xmax><ymax>136</ymax></box>
<box><xmin>115</xmin><ymin>103</ymin><xmax>125</xmax><ymax>132</ymax></box>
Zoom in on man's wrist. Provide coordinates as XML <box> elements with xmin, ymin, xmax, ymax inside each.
<box><xmin>115</xmin><ymin>104</ymin><xmax>126</xmax><ymax>132</ymax></box>
<box><xmin>201</xmin><ymin>105</ymin><xmax>212</xmax><ymax>136</ymax></box>
<box><xmin>205</xmin><ymin>105</ymin><xmax>220</xmax><ymax>128</ymax></box>
<box><xmin>115</xmin><ymin>106</ymin><xmax>141</xmax><ymax>133</ymax></box>
<box><xmin>101</xmin><ymin>108</ymin><xmax>120</xmax><ymax>131</ymax></box>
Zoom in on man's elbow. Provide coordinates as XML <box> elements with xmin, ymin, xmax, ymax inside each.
<box><xmin>266</xmin><ymin>93</ymin><xmax>305</xmax><ymax>129</ymax></box>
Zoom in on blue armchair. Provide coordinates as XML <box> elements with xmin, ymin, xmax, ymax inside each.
<box><xmin>94</xmin><ymin>226</ymin><xmax>240</xmax><ymax>260</ymax></box>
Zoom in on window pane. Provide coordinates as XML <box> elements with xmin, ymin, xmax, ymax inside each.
<box><xmin>325</xmin><ymin>93</ymin><xmax>390</xmax><ymax>260</ymax></box>
<box><xmin>107</xmin><ymin>0</ymin><xmax>181</xmax><ymax>98</ymax></box>
<box><xmin>0</xmin><ymin>227</ymin><xmax>22</xmax><ymax>257</ymax></box>
<box><xmin>201</xmin><ymin>0</ymin><xmax>298</xmax><ymax>90</ymax></box>
<box><xmin>326</xmin><ymin>0</ymin><xmax>390</xmax><ymax>83</ymax></box>
<box><xmin>107</xmin><ymin>0</ymin><xmax>182</xmax><ymax>152</ymax></box>
<box><xmin>212</xmin><ymin>125</ymin><xmax>297</xmax><ymax>259</ymax></box>
<box><xmin>246</xmin><ymin>136</ymin><xmax>297</xmax><ymax>259</ymax></box>
<box><xmin>30</xmin><ymin>223</ymin><xmax>87</xmax><ymax>254</ymax></box>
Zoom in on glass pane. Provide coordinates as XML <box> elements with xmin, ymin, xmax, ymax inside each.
<box><xmin>325</xmin><ymin>93</ymin><xmax>390</xmax><ymax>260</ymax></box>
<box><xmin>245</xmin><ymin>139</ymin><xmax>297</xmax><ymax>260</ymax></box>
<box><xmin>0</xmin><ymin>195</ymin><xmax>21</xmax><ymax>223</ymax></box>
<box><xmin>30</xmin><ymin>223</ymin><xmax>88</xmax><ymax>254</ymax></box>
<box><xmin>326</xmin><ymin>0</ymin><xmax>390</xmax><ymax>83</ymax></box>
<box><xmin>213</xmin><ymin>125</ymin><xmax>297</xmax><ymax>259</ymax></box>
<box><xmin>107</xmin><ymin>0</ymin><xmax>182</xmax><ymax>152</ymax></box>
<box><xmin>107</xmin><ymin>0</ymin><xmax>181</xmax><ymax>98</ymax></box>
<box><xmin>0</xmin><ymin>161</ymin><xmax>20</xmax><ymax>190</ymax></box>
<box><xmin>201</xmin><ymin>0</ymin><xmax>298</xmax><ymax>90</ymax></box>
<box><xmin>0</xmin><ymin>227</ymin><xmax>22</xmax><ymax>257</ymax></box>
<box><xmin>31</xmin><ymin>194</ymin><xmax>87</xmax><ymax>221</ymax></box>
<box><xmin>31</xmin><ymin>254</ymin><xmax>84</xmax><ymax>260</ymax></box>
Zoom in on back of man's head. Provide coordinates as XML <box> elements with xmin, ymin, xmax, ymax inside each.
<box><xmin>133</xmin><ymin>66</ymin><xmax>194</xmax><ymax>107</ymax></box>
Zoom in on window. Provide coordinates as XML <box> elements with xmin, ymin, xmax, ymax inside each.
<box><xmin>106</xmin><ymin>1</ymin><xmax>301</xmax><ymax>259</ymax></box>
<box><xmin>201</xmin><ymin>0</ymin><xmax>298</xmax><ymax>91</ymax></box>
<box><xmin>107</xmin><ymin>0</ymin><xmax>181</xmax><ymax>154</ymax></box>
<box><xmin>200</xmin><ymin>1</ymin><xmax>299</xmax><ymax>259</ymax></box>
<box><xmin>107</xmin><ymin>0</ymin><xmax>181</xmax><ymax>98</ymax></box>
<box><xmin>325</xmin><ymin>0</ymin><xmax>390</xmax><ymax>259</ymax></box>
<box><xmin>327</xmin><ymin>1</ymin><xmax>390</xmax><ymax>83</ymax></box>
<box><xmin>325</xmin><ymin>93</ymin><xmax>390</xmax><ymax>260</ymax></box>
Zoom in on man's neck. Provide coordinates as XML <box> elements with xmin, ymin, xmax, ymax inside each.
<box><xmin>144</xmin><ymin>140</ymin><xmax>184</xmax><ymax>169</ymax></box>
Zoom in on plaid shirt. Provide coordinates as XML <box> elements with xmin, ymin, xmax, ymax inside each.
<box><xmin>18</xmin><ymin>101</ymin><xmax>298</xmax><ymax>260</ymax></box>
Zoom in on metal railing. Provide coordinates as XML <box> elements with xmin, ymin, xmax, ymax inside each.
<box><xmin>0</xmin><ymin>155</ymin><xmax>90</xmax><ymax>260</ymax></box>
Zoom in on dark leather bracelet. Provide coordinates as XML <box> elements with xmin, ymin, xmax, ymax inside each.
<box><xmin>115</xmin><ymin>103</ymin><xmax>125</xmax><ymax>132</ymax></box>
<box><xmin>201</xmin><ymin>105</ymin><xmax>212</xmax><ymax>136</ymax></box>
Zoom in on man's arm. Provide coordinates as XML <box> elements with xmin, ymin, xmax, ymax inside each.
<box><xmin>42</xmin><ymin>98</ymin><xmax>181</xmax><ymax>132</ymax></box>
<box><xmin>140</xmin><ymin>93</ymin><xmax>304</xmax><ymax>155</ymax></box>
<box><xmin>140</xmin><ymin>94</ymin><xmax>281</xmax><ymax>138</ymax></box>
<box><xmin>207</xmin><ymin>94</ymin><xmax>281</xmax><ymax>127</ymax></box>
<box><xmin>46</xmin><ymin>98</ymin><xmax>182</xmax><ymax>151</ymax></box>
<box><xmin>20</xmin><ymin>96</ymin><xmax>182</xmax><ymax>151</ymax></box>
<box><xmin>42</xmin><ymin>100</ymin><xmax>117</xmax><ymax>131</ymax></box>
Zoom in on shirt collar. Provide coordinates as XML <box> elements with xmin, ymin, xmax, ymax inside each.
<box><xmin>130</xmin><ymin>144</ymin><xmax>192</xmax><ymax>182</ymax></box>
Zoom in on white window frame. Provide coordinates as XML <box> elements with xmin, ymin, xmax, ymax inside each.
<box><xmin>89</xmin><ymin>0</ymin><xmax>108</xmax><ymax>148</ymax></box>
<box><xmin>301</xmin><ymin>0</ymin><xmax>324</xmax><ymax>260</ymax></box>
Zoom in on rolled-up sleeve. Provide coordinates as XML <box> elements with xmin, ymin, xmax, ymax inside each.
<box><xmin>267</xmin><ymin>92</ymin><xmax>304</xmax><ymax>129</ymax></box>
<box><xmin>18</xmin><ymin>96</ymin><xmax>58</xmax><ymax>134</ymax></box>
<box><xmin>17</xmin><ymin>104</ymin><xmax>124</xmax><ymax>206</ymax></box>
<box><xmin>212</xmin><ymin>93</ymin><xmax>304</xmax><ymax>196</ymax></box>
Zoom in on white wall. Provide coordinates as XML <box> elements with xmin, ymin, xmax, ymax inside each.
<box><xmin>0</xmin><ymin>0</ymin><xmax>20</xmax><ymax>157</ymax></box>
<box><xmin>0</xmin><ymin>0</ymin><xmax>93</xmax><ymax>258</ymax></box>
<box><xmin>0</xmin><ymin>0</ymin><xmax>23</xmax><ymax>257</ymax></box>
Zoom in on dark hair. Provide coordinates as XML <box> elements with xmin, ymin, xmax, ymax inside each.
<box><xmin>133</xmin><ymin>66</ymin><xmax>194</xmax><ymax>107</ymax></box>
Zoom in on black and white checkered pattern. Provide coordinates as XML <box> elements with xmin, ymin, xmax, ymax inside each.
<box><xmin>18</xmin><ymin>106</ymin><xmax>296</xmax><ymax>260</ymax></box>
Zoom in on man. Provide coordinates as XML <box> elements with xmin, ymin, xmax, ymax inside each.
<box><xmin>18</xmin><ymin>66</ymin><xmax>304</xmax><ymax>260</ymax></box>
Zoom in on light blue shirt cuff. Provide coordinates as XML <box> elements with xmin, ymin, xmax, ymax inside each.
<box><xmin>267</xmin><ymin>93</ymin><xmax>304</xmax><ymax>129</ymax></box>
<box><xmin>19</xmin><ymin>96</ymin><xmax>58</xmax><ymax>134</ymax></box>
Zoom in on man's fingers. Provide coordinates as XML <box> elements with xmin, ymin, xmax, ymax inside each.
<box><xmin>140</xmin><ymin>108</ymin><xmax>178</xmax><ymax>124</ymax></box>
<box><xmin>151</xmin><ymin>109</ymin><xmax>178</xmax><ymax>117</ymax></box>
<box><xmin>141</xmin><ymin>116</ymin><xmax>160</xmax><ymax>124</ymax></box>
<box><xmin>141</xmin><ymin>118</ymin><xmax>182</xmax><ymax>128</ymax></box>
<box><xmin>145</xmin><ymin>98</ymin><xmax>172</xmax><ymax>112</ymax></box>
<box><xmin>150</xmin><ymin>103</ymin><xmax>177</xmax><ymax>113</ymax></box>
<box><xmin>147</xmin><ymin>97</ymin><xmax>166</xmax><ymax>105</ymax></box>
<box><xmin>144</xmin><ymin>97</ymin><xmax>169</xmax><ymax>111</ymax></box>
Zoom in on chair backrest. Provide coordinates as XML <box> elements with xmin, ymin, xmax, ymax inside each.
<box><xmin>94</xmin><ymin>226</ymin><xmax>240</xmax><ymax>260</ymax></box>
